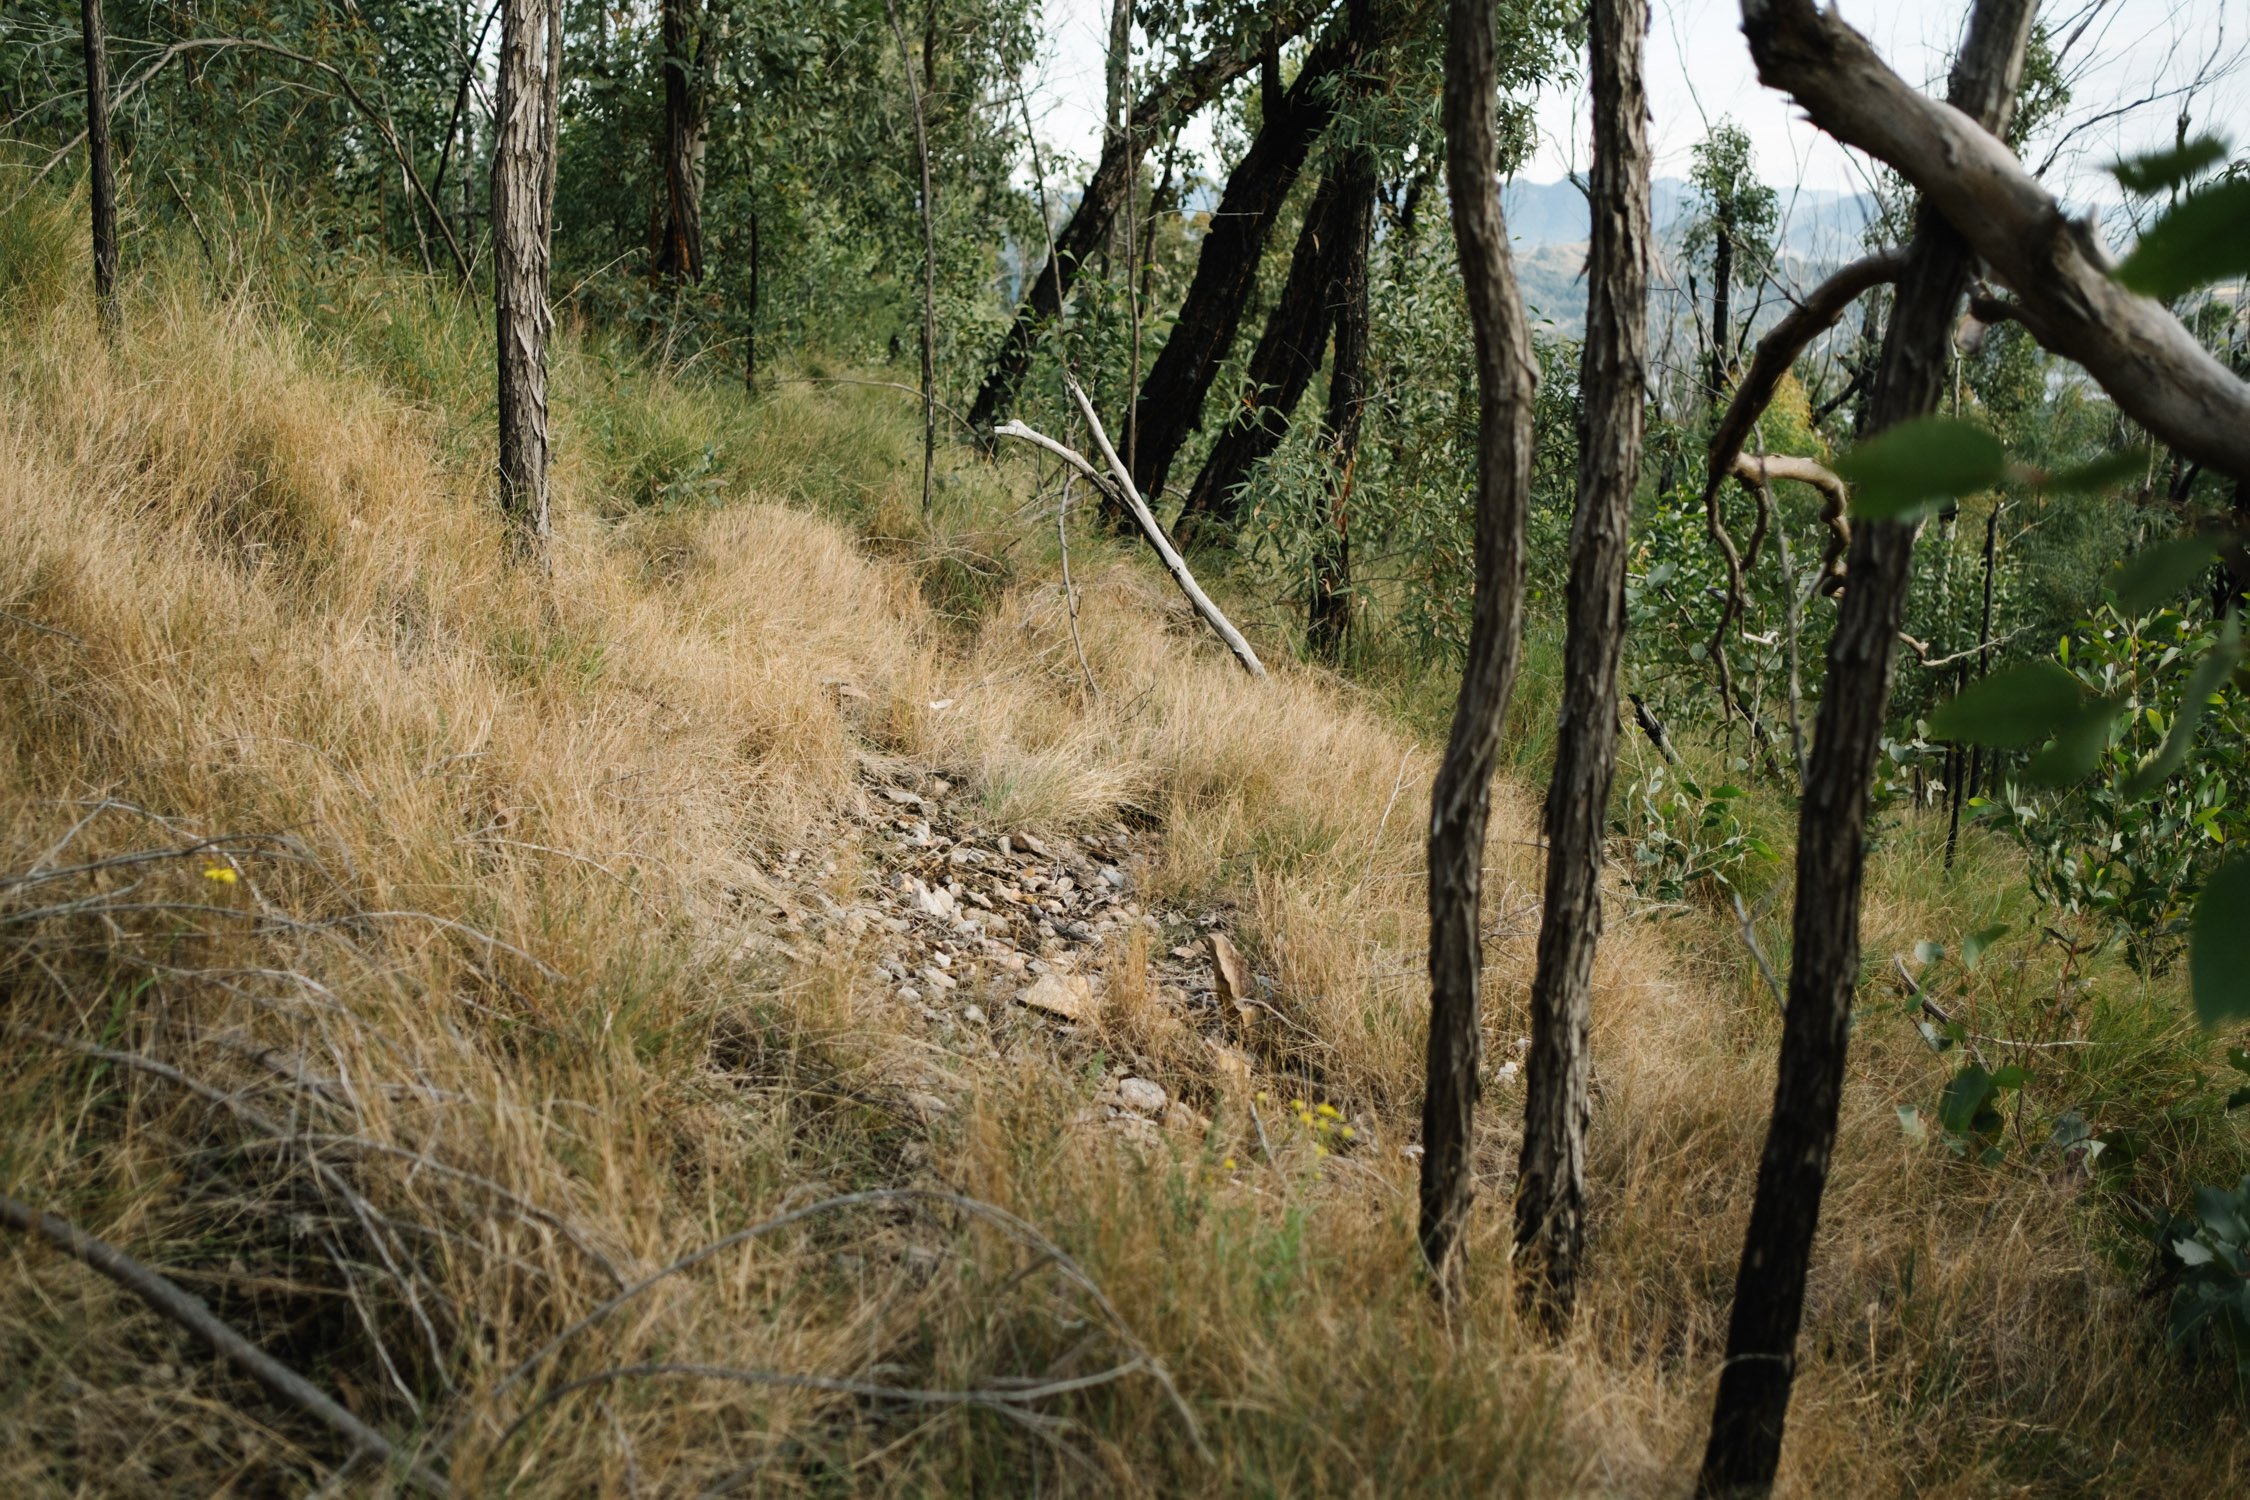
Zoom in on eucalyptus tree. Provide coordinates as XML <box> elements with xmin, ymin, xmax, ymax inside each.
<box><xmin>1684</xmin><ymin>120</ymin><xmax>1777</xmax><ymax>407</ymax></box>
<box><xmin>78</xmin><ymin>0</ymin><xmax>118</xmax><ymax>337</ymax></box>
<box><xmin>493</xmin><ymin>0</ymin><xmax>564</xmax><ymax>556</ymax></box>
<box><xmin>1512</xmin><ymin>0</ymin><xmax>1651</xmax><ymax>1325</ymax></box>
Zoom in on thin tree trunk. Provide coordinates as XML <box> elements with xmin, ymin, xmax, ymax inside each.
<box><xmin>1419</xmin><ymin>0</ymin><xmax>1540</xmax><ymax>1298</ymax></box>
<box><xmin>1695</xmin><ymin>1</ymin><xmax>2036</xmax><ymax>1491</ymax></box>
<box><xmin>1309</xmin><ymin>152</ymin><xmax>1376</xmax><ymax>662</ymax></box>
<box><xmin>744</xmin><ymin>209</ymin><xmax>761</xmax><ymax>392</ymax></box>
<box><xmin>1513</xmin><ymin>0</ymin><xmax>1651</xmax><ymax>1328</ymax></box>
<box><xmin>1127</xmin><ymin>11</ymin><xmax>1368</xmax><ymax>503</ymax></box>
<box><xmin>1962</xmin><ymin>499</ymin><xmax>2001</xmax><ymax>804</ymax></box>
<box><xmin>886</xmin><ymin>0</ymin><xmax>938</xmax><ymax>514</ymax></box>
<box><xmin>1173</xmin><ymin>165</ymin><xmax>1360</xmax><ymax>543</ymax></box>
<box><xmin>1708</xmin><ymin>217</ymin><xmax>1733</xmax><ymax>406</ymax></box>
<box><xmin>655</xmin><ymin>0</ymin><xmax>707</xmax><ymax>283</ymax></box>
<box><xmin>493</xmin><ymin>0</ymin><xmax>563</xmax><ymax>556</ymax></box>
<box><xmin>967</xmin><ymin>28</ymin><xmax>1297</xmax><ymax>437</ymax></box>
<box><xmin>80</xmin><ymin>0</ymin><xmax>118</xmax><ymax>339</ymax></box>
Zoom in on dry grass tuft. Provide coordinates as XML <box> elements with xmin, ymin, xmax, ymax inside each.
<box><xmin>0</xmin><ymin>252</ymin><xmax>2243</xmax><ymax>1496</ymax></box>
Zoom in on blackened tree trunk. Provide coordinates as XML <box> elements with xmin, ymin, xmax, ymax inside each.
<box><xmin>1127</xmin><ymin>14</ymin><xmax>1367</xmax><ymax>503</ymax></box>
<box><xmin>1419</xmin><ymin>0</ymin><xmax>1540</xmax><ymax>1296</ymax></box>
<box><xmin>1513</xmin><ymin>0</ymin><xmax>1651</xmax><ymax>1327</ymax></box>
<box><xmin>1308</xmin><ymin>152</ymin><xmax>1376</xmax><ymax>661</ymax></box>
<box><xmin>1695</xmin><ymin>1</ymin><xmax>2036</xmax><ymax>1492</ymax></box>
<box><xmin>968</xmin><ymin>27</ymin><xmax>1301</xmax><ymax>436</ymax></box>
<box><xmin>654</xmin><ymin>0</ymin><xmax>708</xmax><ymax>283</ymax></box>
<box><xmin>80</xmin><ymin>0</ymin><xmax>117</xmax><ymax>339</ymax></box>
<box><xmin>1708</xmin><ymin>217</ymin><xmax>1734</xmax><ymax>405</ymax></box>
<box><xmin>1173</xmin><ymin>164</ymin><xmax>1360</xmax><ymax>543</ymax></box>
<box><xmin>494</xmin><ymin>0</ymin><xmax>564</xmax><ymax>555</ymax></box>
<box><xmin>887</xmin><ymin>0</ymin><xmax>938</xmax><ymax>514</ymax></box>
<box><xmin>744</xmin><ymin>209</ymin><xmax>762</xmax><ymax>392</ymax></box>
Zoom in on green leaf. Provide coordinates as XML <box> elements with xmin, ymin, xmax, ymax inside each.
<box><xmin>2117</xmin><ymin>179</ymin><xmax>2250</xmax><ymax>300</ymax></box>
<box><xmin>1842</xmin><ymin>418</ymin><xmax>2007</xmax><ymax>521</ymax></box>
<box><xmin>1961</xmin><ymin>923</ymin><xmax>2009</xmax><ymax>969</ymax></box>
<box><xmin>2228</xmin><ymin>1047</ymin><xmax>2250</xmax><ymax>1075</ymax></box>
<box><xmin>2111</xmin><ymin>134</ymin><xmax>2231</xmax><ymax>195</ymax></box>
<box><xmin>1914</xmin><ymin>939</ymin><xmax>1946</xmax><ymax>965</ymax></box>
<box><xmin>2109</xmin><ymin>537</ymin><xmax>2219</xmax><ymax>613</ymax></box>
<box><xmin>1991</xmin><ymin>1064</ymin><xmax>2029</xmax><ymax>1090</ymax></box>
<box><xmin>2025</xmin><ymin>698</ymin><xmax>2124</xmax><ymax>787</ymax></box>
<box><xmin>2175</xmin><ymin>1237</ymin><xmax>2217</xmax><ymax>1267</ymax></box>
<box><xmin>1939</xmin><ymin>1064</ymin><xmax>1996</xmax><ymax>1135</ymax></box>
<box><xmin>2038</xmin><ymin>448</ymin><xmax>2150</xmax><ymax>496</ymax></box>
<box><xmin>2122</xmin><ymin>616</ymin><xmax>2240</xmax><ymax>798</ymax></box>
<box><xmin>2190</xmin><ymin>856</ymin><xmax>2250</xmax><ymax>1028</ymax></box>
<box><xmin>1929</xmin><ymin>661</ymin><xmax>2084</xmax><ymax>747</ymax></box>
<box><xmin>1897</xmin><ymin>1104</ymin><xmax>1928</xmax><ymax>1142</ymax></box>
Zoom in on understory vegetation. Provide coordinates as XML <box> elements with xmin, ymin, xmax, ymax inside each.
<box><xmin>0</xmin><ymin>176</ymin><xmax>2245</xmax><ymax>1493</ymax></box>
<box><xmin>5</xmin><ymin>0</ymin><xmax>2250</xmax><ymax>1493</ymax></box>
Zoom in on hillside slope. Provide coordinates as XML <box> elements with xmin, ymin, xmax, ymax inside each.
<box><xmin>1</xmin><ymin>227</ymin><xmax>2243</xmax><ymax>1493</ymax></box>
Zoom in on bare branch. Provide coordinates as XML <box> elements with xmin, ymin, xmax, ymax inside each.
<box><xmin>1739</xmin><ymin>0</ymin><xmax>2250</xmax><ymax>483</ymax></box>
<box><xmin>1</xmin><ymin>1193</ymin><xmax>446</xmax><ymax>1493</ymax></box>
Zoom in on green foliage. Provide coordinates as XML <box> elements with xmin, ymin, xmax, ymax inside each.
<box><xmin>1616</xmin><ymin>765</ymin><xmax>1773</xmax><ymax>903</ymax></box>
<box><xmin>2116</xmin><ymin>179</ymin><xmax>2250</xmax><ymax>302</ymax></box>
<box><xmin>2159</xmin><ymin>1174</ymin><xmax>2250</xmax><ymax>1382</ymax></box>
<box><xmin>1840</xmin><ymin>416</ymin><xmax>2006</xmax><ymax>522</ymax></box>
<box><xmin>2191</xmin><ymin>859</ymin><xmax>2250</xmax><ymax>1028</ymax></box>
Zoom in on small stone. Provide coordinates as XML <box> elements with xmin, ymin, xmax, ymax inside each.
<box><xmin>900</xmin><ymin>986</ymin><xmax>922</xmax><ymax>1004</ymax></box>
<box><xmin>1021</xmin><ymin>971</ymin><xmax>1094</xmax><ymax>1021</ymax></box>
<box><xmin>1115</xmin><ymin>1077</ymin><xmax>1167</xmax><ymax>1114</ymax></box>
<box><xmin>1099</xmin><ymin>866</ymin><xmax>1126</xmax><ymax>889</ymax></box>
<box><xmin>1016</xmin><ymin>832</ymin><xmax>1052</xmax><ymax>858</ymax></box>
<box><xmin>962</xmin><ymin>1005</ymin><xmax>987</xmax><ymax>1026</ymax></box>
<box><xmin>923</xmin><ymin>967</ymin><xmax>956</xmax><ymax>992</ymax></box>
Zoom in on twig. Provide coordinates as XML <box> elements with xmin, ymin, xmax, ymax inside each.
<box><xmin>0</xmin><ymin>1193</ymin><xmax>447</xmax><ymax>1493</ymax></box>
<box><xmin>481</xmin><ymin>1186</ymin><xmax>1207</xmax><ymax>1460</ymax></box>
<box><xmin>1729</xmin><ymin>889</ymin><xmax>1786</xmax><ymax>1015</ymax></box>
<box><xmin>493</xmin><ymin>1357</ymin><xmax>1150</xmax><ymax>1453</ymax></box>
<box><xmin>1056</xmin><ymin>472</ymin><xmax>1100</xmax><ymax>698</ymax></box>
<box><xmin>884</xmin><ymin>0</ymin><xmax>939</xmax><ymax>513</ymax></box>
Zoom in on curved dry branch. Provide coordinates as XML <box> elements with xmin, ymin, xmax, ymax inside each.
<box><xmin>1</xmin><ymin>1193</ymin><xmax>446</xmax><ymax>1494</ymax></box>
<box><xmin>1704</xmin><ymin>251</ymin><xmax>1905</xmax><ymax>513</ymax></box>
<box><xmin>1739</xmin><ymin>0</ymin><xmax>2250</xmax><ymax>483</ymax></box>
<box><xmin>1731</xmin><ymin>452</ymin><xmax>1851</xmax><ymax>594</ymax></box>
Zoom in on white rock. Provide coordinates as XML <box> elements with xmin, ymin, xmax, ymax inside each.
<box><xmin>962</xmin><ymin>1005</ymin><xmax>986</xmax><ymax>1026</ymax></box>
<box><xmin>1114</xmin><ymin>1077</ymin><xmax>1167</xmax><ymax>1114</ymax></box>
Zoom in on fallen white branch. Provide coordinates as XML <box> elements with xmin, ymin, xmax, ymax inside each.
<box><xmin>996</xmin><ymin>384</ymin><xmax>1268</xmax><ymax>677</ymax></box>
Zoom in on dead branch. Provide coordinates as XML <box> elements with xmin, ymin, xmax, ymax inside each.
<box><xmin>0</xmin><ymin>1193</ymin><xmax>447</xmax><ymax>1493</ymax></box>
<box><xmin>1739</xmin><ymin>0</ymin><xmax>2250</xmax><ymax>484</ymax></box>
<box><xmin>1704</xmin><ymin>251</ymin><xmax>1904</xmax><ymax>512</ymax></box>
<box><xmin>995</xmin><ymin>390</ymin><xmax>1268</xmax><ymax>678</ymax></box>
<box><xmin>1731</xmin><ymin>451</ymin><xmax>1851</xmax><ymax>594</ymax></box>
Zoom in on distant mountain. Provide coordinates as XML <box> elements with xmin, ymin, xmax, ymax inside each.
<box><xmin>1500</xmin><ymin>176</ymin><xmax>1878</xmax><ymax>257</ymax></box>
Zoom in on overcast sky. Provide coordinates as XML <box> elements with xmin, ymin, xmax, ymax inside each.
<box><xmin>1026</xmin><ymin>0</ymin><xmax>2250</xmax><ymax>203</ymax></box>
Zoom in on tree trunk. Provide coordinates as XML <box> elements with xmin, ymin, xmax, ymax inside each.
<box><xmin>493</xmin><ymin>0</ymin><xmax>564</xmax><ymax>556</ymax></box>
<box><xmin>1127</xmin><ymin>13</ymin><xmax>1368</xmax><ymax>503</ymax></box>
<box><xmin>1104</xmin><ymin>0</ymin><xmax>1132</xmax><ymax>152</ymax></box>
<box><xmin>1708</xmin><ymin>215</ymin><xmax>1733</xmax><ymax>405</ymax></box>
<box><xmin>1419</xmin><ymin>0</ymin><xmax>1540</xmax><ymax>1297</ymax></box>
<box><xmin>886</xmin><ymin>0</ymin><xmax>938</xmax><ymax>514</ymax></box>
<box><xmin>1174</xmin><ymin>163</ymin><xmax>1362</xmax><ymax>544</ymax></box>
<box><xmin>80</xmin><ymin>0</ymin><xmax>118</xmax><ymax>339</ymax></box>
<box><xmin>1308</xmin><ymin>153</ymin><xmax>1376</xmax><ymax>662</ymax></box>
<box><xmin>1695</xmin><ymin>1</ymin><xmax>2036</xmax><ymax>1492</ymax></box>
<box><xmin>654</xmin><ymin>0</ymin><xmax>707</xmax><ymax>283</ymax></box>
<box><xmin>1513</xmin><ymin>0</ymin><xmax>1651</xmax><ymax>1328</ymax></box>
<box><xmin>968</xmin><ymin>27</ymin><xmax>1300</xmax><ymax>437</ymax></box>
<box><xmin>744</xmin><ymin>209</ymin><xmax>762</xmax><ymax>392</ymax></box>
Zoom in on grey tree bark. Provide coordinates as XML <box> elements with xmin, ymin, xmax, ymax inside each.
<box><xmin>80</xmin><ymin>0</ymin><xmax>118</xmax><ymax>339</ymax></box>
<box><xmin>1512</xmin><ymin>0</ymin><xmax>1651</xmax><ymax>1327</ymax></box>
<box><xmin>1696</xmin><ymin>1</ymin><xmax>2037</xmax><ymax>1492</ymax></box>
<box><xmin>493</xmin><ymin>0</ymin><xmax>563</xmax><ymax>555</ymax></box>
<box><xmin>885</xmin><ymin>0</ymin><xmax>939</xmax><ymax>513</ymax></box>
<box><xmin>1419</xmin><ymin>0</ymin><xmax>1539</xmax><ymax>1296</ymax></box>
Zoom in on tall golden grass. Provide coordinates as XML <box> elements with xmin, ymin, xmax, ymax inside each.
<box><xmin>1</xmin><ymin>209</ymin><xmax>2243</xmax><ymax>1494</ymax></box>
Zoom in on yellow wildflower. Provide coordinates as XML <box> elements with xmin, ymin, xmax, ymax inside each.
<box><xmin>201</xmin><ymin>866</ymin><xmax>238</xmax><ymax>885</ymax></box>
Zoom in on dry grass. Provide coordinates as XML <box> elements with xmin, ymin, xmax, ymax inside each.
<box><xmin>1</xmin><ymin>215</ymin><xmax>2244</xmax><ymax>1496</ymax></box>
